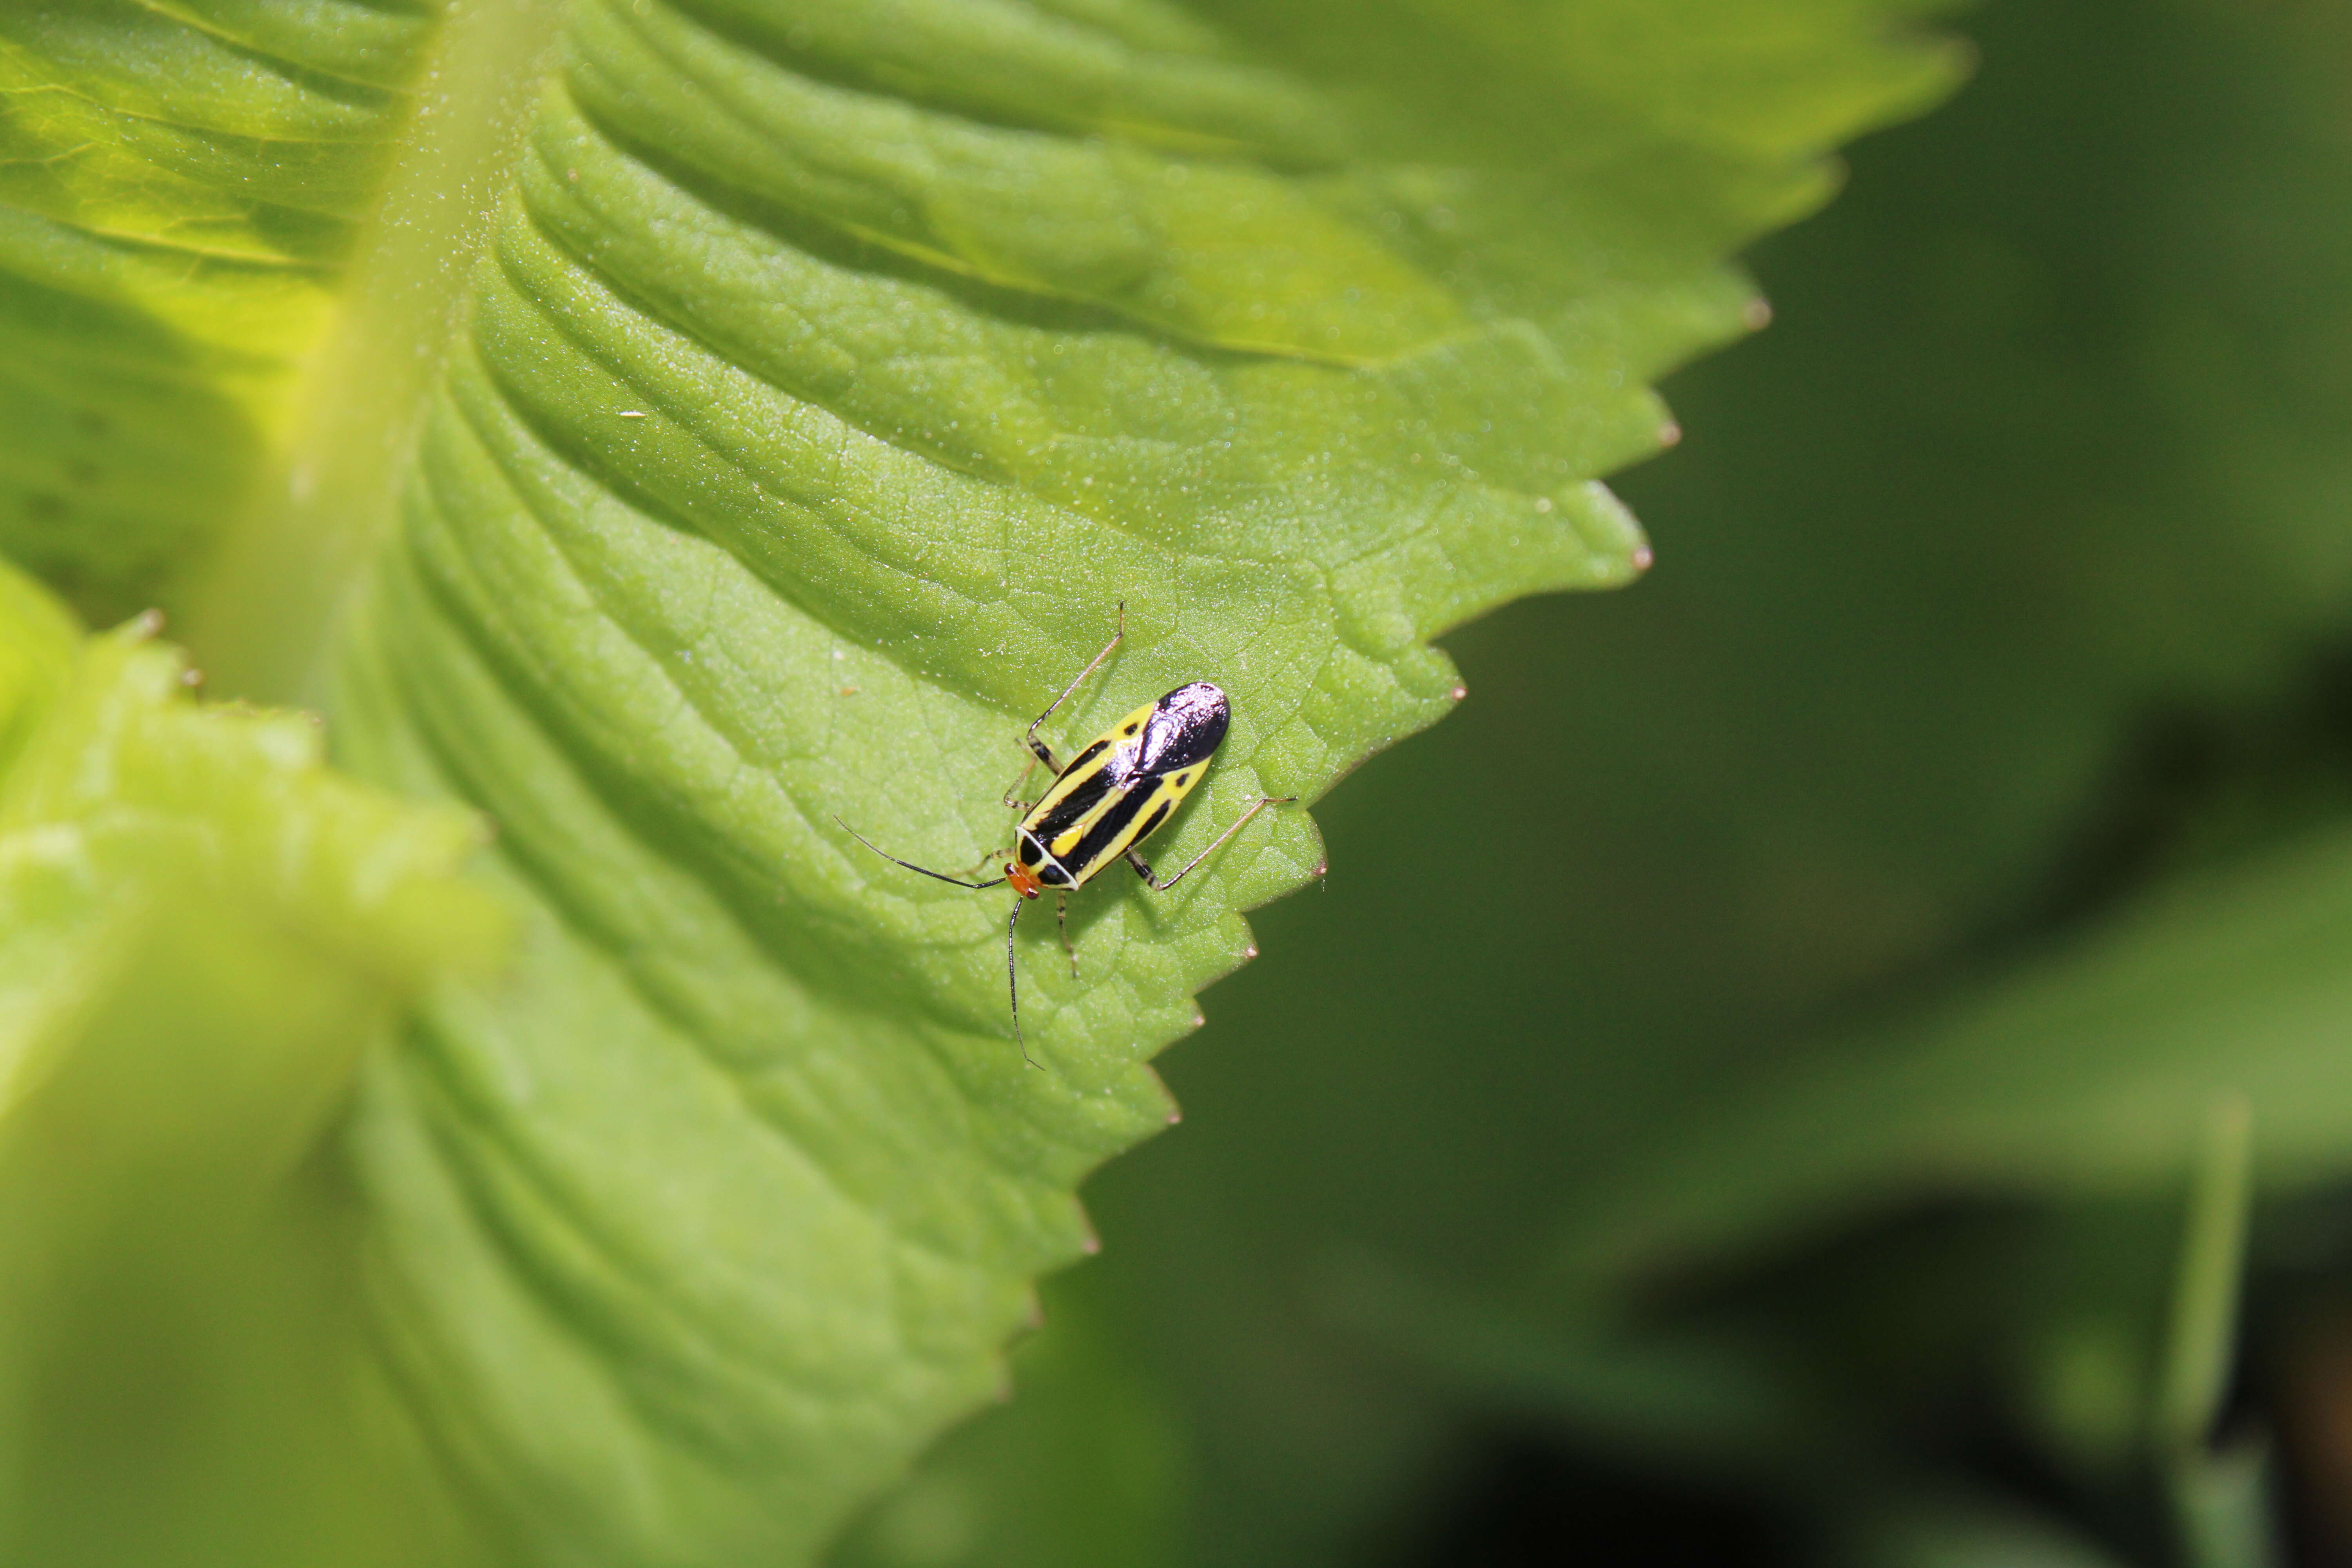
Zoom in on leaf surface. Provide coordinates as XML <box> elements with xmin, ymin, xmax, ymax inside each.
<box><xmin>323</xmin><ymin>1</ymin><xmax>1962</xmax><ymax>1560</ymax></box>
<box><xmin>0</xmin><ymin>0</ymin><xmax>438</xmax><ymax>618</ymax></box>
<box><xmin>0</xmin><ymin>563</ymin><xmax>503</xmax><ymax>1566</ymax></box>
<box><xmin>0</xmin><ymin>0</ymin><xmax>1965</xmax><ymax>1561</ymax></box>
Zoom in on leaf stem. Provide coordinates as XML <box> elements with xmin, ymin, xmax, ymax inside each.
<box><xmin>180</xmin><ymin>0</ymin><xmax>572</xmax><ymax>708</ymax></box>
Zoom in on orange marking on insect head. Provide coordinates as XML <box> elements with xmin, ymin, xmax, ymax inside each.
<box><xmin>1005</xmin><ymin>860</ymin><xmax>1044</xmax><ymax>898</ymax></box>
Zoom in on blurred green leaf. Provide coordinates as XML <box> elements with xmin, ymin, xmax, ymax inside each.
<box><xmin>0</xmin><ymin>0</ymin><xmax>435</xmax><ymax>620</ymax></box>
<box><xmin>1308</xmin><ymin>1251</ymin><xmax>1832</xmax><ymax>1477</ymax></box>
<box><xmin>1554</xmin><ymin>828</ymin><xmax>2352</xmax><ymax>1294</ymax></box>
<box><xmin>1842</xmin><ymin>1490</ymin><xmax>2136</xmax><ymax>1568</ymax></box>
<box><xmin>2166</xmin><ymin>1440</ymin><xmax>2278</xmax><ymax>1568</ymax></box>
<box><xmin>0</xmin><ymin>563</ymin><xmax>503</xmax><ymax>1566</ymax></box>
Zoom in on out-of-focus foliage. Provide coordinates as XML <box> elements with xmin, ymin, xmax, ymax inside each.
<box><xmin>0</xmin><ymin>0</ymin><xmax>1975</xmax><ymax>1566</ymax></box>
<box><xmin>0</xmin><ymin>562</ymin><xmax>504</xmax><ymax>1567</ymax></box>
<box><xmin>0</xmin><ymin>0</ymin><xmax>439</xmax><ymax>619</ymax></box>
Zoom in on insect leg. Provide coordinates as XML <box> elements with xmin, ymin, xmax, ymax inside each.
<box><xmin>1058</xmin><ymin>892</ymin><xmax>1078</xmax><ymax>977</ymax></box>
<box><xmin>1024</xmin><ymin>602</ymin><xmax>1126</xmax><ymax>770</ymax></box>
<box><xmin>1007</xmin><ymin>898</ymin><xmax>1038</xmax><ymax>1069</ymax></box>
<box><xmin>835</xmin><ymin>816</ymin><xmax>1008</xmax><ymax>890</ymax></box>
<box><xmin>1000</xmin><ymin>751</ymin><xmax>1041</xmax><ymax>811</ymax></box>
<box><xmin>1127</xmin><ymin>795</ymin><xmax>1299</xmax><ymax>892</ymax></box>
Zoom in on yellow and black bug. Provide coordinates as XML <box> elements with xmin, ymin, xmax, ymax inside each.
<box><xmin>838</xmin><ymin>609</ymin><xmax>1293</xmax><ymax>1057</ymax></box>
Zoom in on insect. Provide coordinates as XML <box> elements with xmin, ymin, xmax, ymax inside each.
<box><xmin>838</xmin><ymin>608</ymin><xmax>1294</xmax><ymax>1060</ymax></box>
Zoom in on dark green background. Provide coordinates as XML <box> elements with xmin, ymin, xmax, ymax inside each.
<box><xmin>837</xmin><ymin>0</ymin><xmax>2352</xmax><ymax>1563</ymax></box>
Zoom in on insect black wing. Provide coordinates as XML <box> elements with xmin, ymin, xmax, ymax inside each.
<box><xmin>1136</xmin><ymin>682</ymin><xmax>1229</xmax><ymax>774</ymax></box>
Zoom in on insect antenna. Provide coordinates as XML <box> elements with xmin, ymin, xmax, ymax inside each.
<box><xmin>839</xmin><ymin>816</ymin><xmax>1038</xmax><ymax>1066</ymax></box>
<box><xmin>1006</xmin><ymin>900</ymin><xmax>1038</xmax><ymax>1070</ymax></box>
<box><xmin>834</xmin><ymin>816</ymin><xmax>1007</xmax><ymax>890</ymax></box>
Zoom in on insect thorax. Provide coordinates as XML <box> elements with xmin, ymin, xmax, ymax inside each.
<box><xmin>1013</xmin><ymin>827</ymin><xmax>1078</xmax><ymax>889</ymax></box>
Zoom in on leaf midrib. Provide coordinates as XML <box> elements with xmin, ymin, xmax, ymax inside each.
<box><xmin>178</xmin><ymin>0</ymin><xmax>572</xmax><ymax>710</ymax></box>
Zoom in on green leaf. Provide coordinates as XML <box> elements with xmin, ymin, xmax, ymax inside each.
<box><xmin>315</xmin><ymin>4</ymin><xmax>1965</xmax><ymax>1561</ymax></box>
<box><xmin>0</xmin><ymin>0</ymin><xmax>1966</xmax><ymax>1561</ymax></box>
<box><xmin>0</xmin><ymin>0</ymin><xmax>434</xmax><ymax>620</ymax></box>
<box><xmin>0</xmin><ymin>563</ymin><xmax>504</xmax><ymax>1566</ymax></box>
<box><xmin>1554</xmin><ymin>825</ymin><xmax>2352</xmax><ymax>1297</ymax></box>
<box><xmin>1842</xmin><ymin>1489</ymin><xmax>2138</xmax><ymax>1568</ymax></box>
